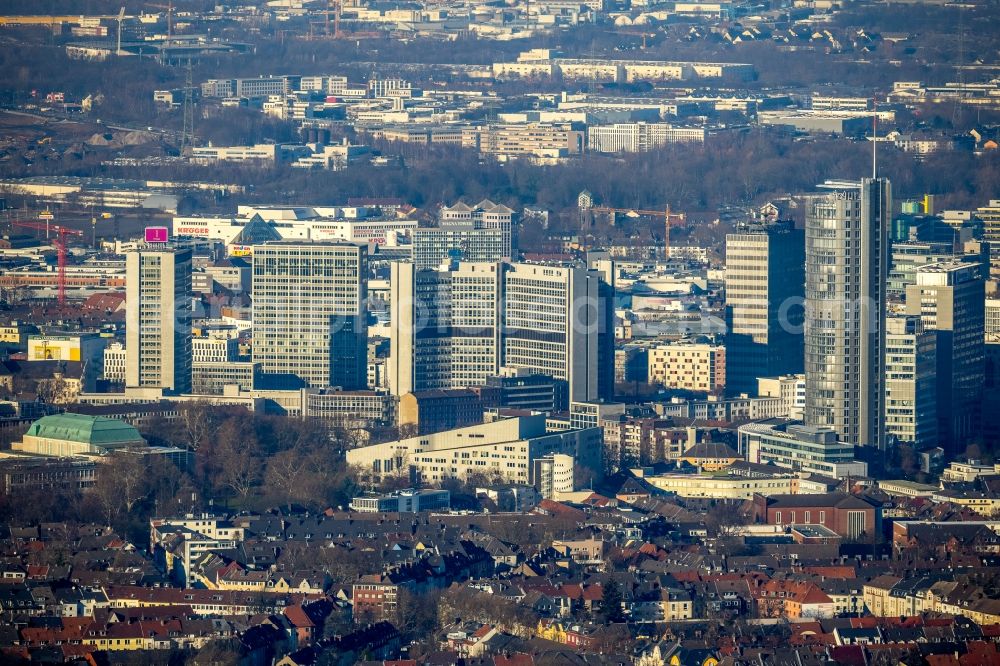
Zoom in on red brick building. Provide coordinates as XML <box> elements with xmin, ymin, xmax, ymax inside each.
<box><xmin>752</xmin><ymin>492</ymin><xmax>880</xmax><ymax>540</ymax></box>
<box><xmin>351</xmin><ymin>575</ymin><xmax>400</xmax><ymax>622</ymax></box>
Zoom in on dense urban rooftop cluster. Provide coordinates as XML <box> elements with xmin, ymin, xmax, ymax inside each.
<box><xmin>3</xmin><ymin>479</ymin><xmax>1000</xmax><ymax>664</ymax></box>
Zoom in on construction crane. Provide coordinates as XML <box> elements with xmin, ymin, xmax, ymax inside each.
<box><xmin>327</xmin><ymin>0</ymin><xmax>342</xmax><ymax>38</ymax></box>
<box><xmin>145</xmin><ymin>1</ymin><xmax>174</xmax><ymax>42</ymax></box>
<box><xmin>589</xmin><ymin>206</ymin><xmax>686</xmax><ymax>254</ymax></box>
<box><xmin>308</xmin><ymin>0</ymin><xmax>343</xmax><ymax>39</ymax></box>
<box><xmin>115</xmin><ymin>6</ymin><xmax>125</xmax><ymax>55</ymax></box>
<box><xmin>90</xmin><ymin>211</ymin><xmax>113</xmax><ymax>248</ymax></box>
<box><xmin>14</xmin><ymin>220</ymin><xmax>84</xmax><ymax>307</ymax></box>
<box><xmin>610</xmin><ymin>29</ymin><xmax>657</xmax><ymax>49</ymax></box>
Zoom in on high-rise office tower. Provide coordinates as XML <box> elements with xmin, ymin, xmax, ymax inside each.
<box><xmin>725</xmin><ymin>220</ymin><xmax>805</xmax><ymax>395</ymax></box>
<box><xmin>804</xmin><ymin>178</ymin><xmax>890</xmax><ymax>448</ymax></box>
<box><xmin>976</xmin><ymin>199</ymin><xmax>1000</xmax><ymax>266</ymax></box>
<box><xmin>125</xmin><ymin>246</ymin><xmax>193</xmax><ymax>394</ymax></box>
<box><xmin>390</xmin><ymin>261</ymin><xmax>503</xmax><ymax>396</ymax></box>
<box><xmin>412</xmin><ymin>227</ymin><xmax>509</xmax><ymax>269</ymax></box>
<box><xmin>884</xmin><ymin>315</ymin><xmax>937</xmax><ymax>448</ymax></box>
<box><xmin>596</xmin><ymin>276</ymin><xmax>616</xmax><ymax>401</ymax></box>
<box><xmin>886</xmin><ymin>240</ymin><xmax>958</xmax><ymax>297</ymax></box>
<box><xmin>905</xmin><ymin>261</ymin><xmax>985</xmax><ymax>453</ymax></box>
<box><xmin>410</xmin><ymin>199</ymin><xmax>518</xmax><ymax>269</ymax></box>
<box><xmin>390</xmin><ymin>261</ymin><xmax>610</xmax><ymax>403</ymax></box>
<box><xmin>252</xmin><ymin>242</ymin><xmax>368</xmax><ymax>389</ymax></box>
<box><xmin>985</xmin><ymin>340</ymin><xmax>1000</xmax><ymax>451</ymax></box>
<box><xmin>440</xmin><ymin>199</ymin><xmax>517</xmax><ymax>255</ymax></box>
<box><xmin>503</xmin><ymin>262</ymin><xmax>606</xmax><ymax>403</ymax></box>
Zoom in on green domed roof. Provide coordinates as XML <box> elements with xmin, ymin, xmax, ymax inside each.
<box><xmin>25</xmin><ymin>413</ymin><xmax>144</xmax><ymax>448</ymax></box>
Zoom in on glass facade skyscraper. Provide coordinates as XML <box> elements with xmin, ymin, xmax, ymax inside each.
<box><xmin>804</xmin><ymin>178</ymin><xmax>890</xmax><ymax>448</ymax></box>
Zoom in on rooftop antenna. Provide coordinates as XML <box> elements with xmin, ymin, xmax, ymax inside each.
<box><xmin>871</xmin><ymin>94</ymin><xmax>877</xmax><ymax>179</ymax></box>
<box><xmin>953</xmin><ymin>3</ymin><xmax>965</xmax><ymax>126</ymax></box>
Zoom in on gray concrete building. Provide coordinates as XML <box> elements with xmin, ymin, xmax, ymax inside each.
<box><xmin>389</xmin><ymin>260</ymin><xmax>611</xmax><ymax>403</ymax></box>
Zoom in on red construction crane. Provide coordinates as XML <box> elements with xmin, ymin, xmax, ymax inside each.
<box><xmin>14</xmin><ymin>220</ymin><xmax>83</xmax><ymax>307</ymax></box>
<box><xmin>589</xmin><ymin>206</ymin><xmax>686</xmax><ymax>254</ymax></box>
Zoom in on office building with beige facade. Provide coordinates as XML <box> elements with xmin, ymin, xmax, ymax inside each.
<box><xmin>647</xmin><ymin>342</ymin><xmax>726</xmax><ymax>392</ymax></box>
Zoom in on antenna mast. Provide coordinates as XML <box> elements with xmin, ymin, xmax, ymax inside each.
<box><xmin>181</xmin><ymin>58</ymin><xmax>194</xmax><ymax>151</ymax></box>
<box><xmin>871</xmin><ymin>94</ymin><xmax>877</xmax><ymax>179</ymax></box>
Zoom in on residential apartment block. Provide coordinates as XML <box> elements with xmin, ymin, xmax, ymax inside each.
<box><xmin>602</xmin><ymin>417</ymin><xmax>697</xmax><ymax>468</ymax></box>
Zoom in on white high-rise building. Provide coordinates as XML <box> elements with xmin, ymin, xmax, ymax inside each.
<box><xmin>986</xmin><ymin>298</ymin><xmax>1000</xmax><ymax>339</ymax></box>
<box><xmin>102</xmin><ymin>341</ymin><xmax>126</xmax><ymax>385</ymax></box>
<box><xmin>125</xmin><ymin>246</ymin><xmax>192</xmax><ymax>394</ymax></box>
<box><xmin>390</xmin><ymin>261</ymin><xmax>611</xmax><ymax>403</ymax></box>
<box><xmin>252</xmin><ymin>242</ymin><xmax>368</xmax><ymax>389</ymax></box>
<box><xmin>436</xmin><ymin>199</ymin><xmax>517</xmax><ymax>262</ymax></box>
<box><xmin>804</xmin><ymin>178</ymin><xmax>890</xmax><ymax>448</ymax></box>
<box><xmin>412</xmin><ymin>227</ymin><xmax>509</xmax><ymax>269</ymax></box>
<box><xmin>884</xmin><ymin>315</ymin><xmax>937</xmax><ymax>448</ymax></box>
